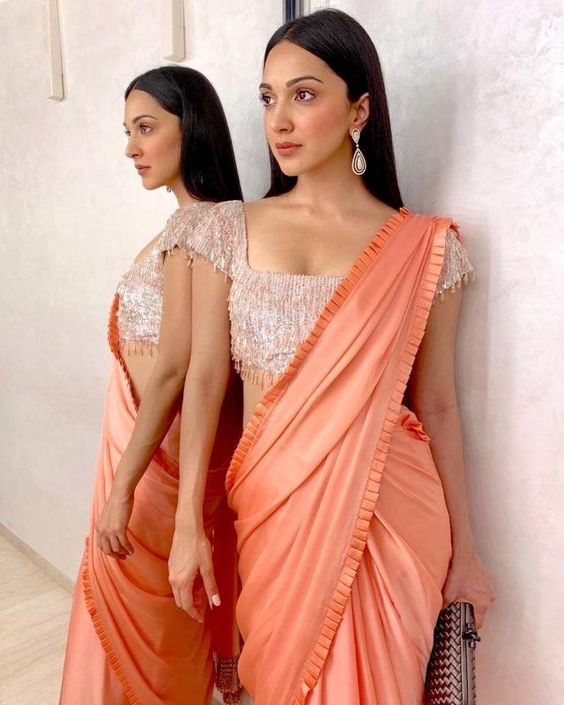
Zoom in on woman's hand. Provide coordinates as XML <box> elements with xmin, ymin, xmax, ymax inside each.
<box><xmin>442</xmin><ymin>545</ymin><xmax>496</xmax><ymax>629</ymax></box>
<box><xmin>168</xmin><ymin>522</ymin><xmax>221</xmax><ymax>623</ymax></box>
<box><xmin>94</xmin><ymin>491</ymin><xmax>134</xmax><ymax>560</ymax></box>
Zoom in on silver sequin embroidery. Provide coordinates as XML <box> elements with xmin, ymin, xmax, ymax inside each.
<box><xmin>166</xmin><ymin>200</ymin><xmax>476</xmax><ymax>389</ymax></box>
<box><xmin>115</xmin><ymin>201</ymin><xmax>214</xmax><ymax>351</ymax></box>
<box><xmin>116</xmin><ymin>241</ymin><xmax>163</xmax><ymax>350</ymax></box>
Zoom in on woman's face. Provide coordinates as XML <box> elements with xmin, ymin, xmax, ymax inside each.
<box><xmin>123</xmin><ymin>89</ymin><xmax>182</xmax><ymax>191</ymax></box>
<box><xmin>260</xmin><ymin>41</ymin><xmax>362</xmax><ymax>177</ymax></box>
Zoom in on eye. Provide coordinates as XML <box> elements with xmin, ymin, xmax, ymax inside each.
<box><xmin>295</xmin><ymin>88</ymin><xmax>315</xmax><ymax>102</ymax></box>
<box><xmin>259</xmin><ymin>93</ymin><xmax>275</xmax><ymax>107</ymax></box>
<box><xmin>124</xmin><ymin>129</ymin><xmax>131</xmax><ymax>137</ymax></box>
<box><xmin>139</xmin><ymin>123</ymin><xmax>152</xmax><ymax>134</ymax></box>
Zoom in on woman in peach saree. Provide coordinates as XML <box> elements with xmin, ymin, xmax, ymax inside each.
<box><xmin>59</xmin><ymin>67</ymin><xmax>244</xmax><ymax>705</ymax></box>
<box><xmin>166</xmin><ymin>10</ymin><xmax>496</xmax><ymax>705</ymax></box>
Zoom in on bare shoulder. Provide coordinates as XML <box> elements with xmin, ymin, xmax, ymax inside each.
<box><xmin>243</xmin><ymin>195</ymin><xmax>287</xmax><ymax>220</ymax></box>
<box><xmin>243</xmin><ymin>199</ymin><xmax>282</xmax><ymax>244</ymax></box>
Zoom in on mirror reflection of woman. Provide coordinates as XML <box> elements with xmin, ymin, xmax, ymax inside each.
<box><xmin>168</xmin><ymin>10</ymin><xmax>496</xmax><ymax>705</ymax></box>
<box><xmin>59</xmin><ymin>67</ymin><xmax>244</xmax><ymax>705</ymax></box>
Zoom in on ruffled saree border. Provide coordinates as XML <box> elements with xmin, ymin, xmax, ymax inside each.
<box><xmin>81</xmin><ymin>536</ymin><xmax>143</xmax><ymax>705</ymax></box>
<box><xmin>226</xmin><ymin>207</ymin><xmax>452</xmax><ymax>704</ymax></box>
<box><xmin>225</xmin><ymin>206</ymin><xmax>412</xmax><ymax>492</ymax></box>
<box><xmin>90</xmin><ymin>296</ymin><xmax>242</xmax><ymax>704</ymax></box>
<box><xmin>76</xmin><ymin>300</ymin><xmax>179</xmax><ymax>705</ymax></box>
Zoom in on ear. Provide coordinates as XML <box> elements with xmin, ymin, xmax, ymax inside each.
<box><xmin>351</xmin><ymin>92</ymin><xmax>370</xmax><ymax>132</ymax></box>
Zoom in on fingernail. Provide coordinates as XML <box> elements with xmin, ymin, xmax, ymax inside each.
<box><xmin>212</xmin><ymin>594</ymin><xmax>221</xmax><ymax>607</ymax></box>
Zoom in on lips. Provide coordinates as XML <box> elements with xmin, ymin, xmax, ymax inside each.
<box><xmin>135</xmin><ymin>165</ymin><xmax>150</xmax><ymax>173</ymax></box>
<box><xmin>275</xmin><ymin>142</ymin><xmax>302</xmax><ymax>156</ymax></box>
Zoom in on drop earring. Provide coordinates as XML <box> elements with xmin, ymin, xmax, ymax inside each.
<box><xmin>350</xmin><ymin>128</ymin><xmax>367</xmax><ymax>176</ymax></box>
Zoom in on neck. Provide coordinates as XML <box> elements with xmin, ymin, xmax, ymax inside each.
<box><xmin>169</xmin><ymin>177</ymin><xmax>196</xmax><ymax>208</ymax></box>
<box><xmin>289</xmin><ymin>150</ymin><xmax>370</xmax><ymax>213</ymax></box>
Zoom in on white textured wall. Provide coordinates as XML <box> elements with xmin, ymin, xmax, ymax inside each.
<box><xmin>1</xmin><ymin>1</ymin><xmax>562</xmax><ymax>703</ymax></box>
<box><xmin>337</xmin><ymin>2</ymin><xmax>564</xmax><ymax>702</ymax></box>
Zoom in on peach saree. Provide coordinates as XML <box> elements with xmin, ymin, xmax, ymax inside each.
<box><xmin>226</xmin><ymin>211</ymin><xmax>455</xmax><ymax>705</ymax></box>
<box><xmin>59</xmin><ymin>296</ymin><xmax>243</xmax><ymax>705</ymax></box>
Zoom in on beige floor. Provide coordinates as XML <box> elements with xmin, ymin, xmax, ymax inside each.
<box><xmin>0</xmin><ymin>534</ymin><xmax>252</xmax><ymax>705</ymax></box>
<box><xmin>0</xmin><ymin>533</ymin><xmax>71</xmax><ymax>705</ymax></box>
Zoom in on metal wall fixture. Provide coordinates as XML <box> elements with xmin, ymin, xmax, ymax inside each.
<box><xmin>162</xmin><ymin>0</ymin><xmax>186</xmax><ymax>62</ymax></box>
<box><xmin>45</xmin><ymin>0</ymin><xmax>64</xmax><ymax>100</ymax></box>
<box><xmin>284</xmin><ymin>0</ymin><xmax>304</xmax><ymax>21</ymax></box>
<box><xmin>284</xmin><ymin>0</ymin><xmax>329</xmax><ymax>22</ymax></box>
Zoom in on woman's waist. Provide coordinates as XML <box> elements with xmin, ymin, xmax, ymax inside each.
<box><xmin>396</xmin><ymin>404</ymin><xmax>431</xmax><ymax>442</ymax></box>
<box><xmin>241</xmin><ymin>363</ymin><xmax>430</xmax><ymax>443</ymax></box>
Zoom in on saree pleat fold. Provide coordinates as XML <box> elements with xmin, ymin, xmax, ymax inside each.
<box><xmin>306</xmin><ymin>408</ymin><xmax>451</xmax><ymax>705</ymax></box>
<box><xmin>60</xmin><ymin>296</ymin><xmax>242</xmax><ymax>705</ymax></box>
<box><xmin>225</xmin><ymin>210</ymin><xmax>455</xmax><ymax>705</ymax></box>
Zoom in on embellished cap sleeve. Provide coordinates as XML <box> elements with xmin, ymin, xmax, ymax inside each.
<box><xmin>159</xmin><ymin>199</ymin><xmax>244</xmax><ymax>278</ymax></box>
<box><xmin>159</xmin><ymin>200</ymin><xmax>214</xmax><ymax>256</ymax></box>
<box><xmin>434</xmin><ymin>226</ymin><xmax>475</xmax><ymax>302</ymax></box>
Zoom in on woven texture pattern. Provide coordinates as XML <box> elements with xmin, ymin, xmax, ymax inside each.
<box><xmin>425</xmin><ymin>602</ymin><xmax>478</xmax><ymax>705</ymax></box>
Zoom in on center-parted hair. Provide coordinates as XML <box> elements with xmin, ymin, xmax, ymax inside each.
<box><xmin>125</xmin><ymin>66</ymin><xmax>243</xmax><ymax>203</ymax></box>
<box><xmin>264</xmin><ymin>9</ymin><xmax>403</xmax><ymax>209</ymax></box>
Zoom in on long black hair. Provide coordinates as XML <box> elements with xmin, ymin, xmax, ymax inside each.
<box><xmin>264</xmin><ymin>9</ymin><xmax>403</xmax><ymax>209</ymax></box>
<box><xmin>125</xmin><ymin>66</ymin><xmax>243</xmax><ymax>203</ymax></box>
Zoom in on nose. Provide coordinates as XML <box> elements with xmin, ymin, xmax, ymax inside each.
<box><xmin>125</xmin><ymin>135</ymin><xmax>141</xmax><ymax>160</ymax></box>
<box><xmin>268</xmin><ymin>100</ymin><xmax>293</xmax><ymax>135</ymax></box>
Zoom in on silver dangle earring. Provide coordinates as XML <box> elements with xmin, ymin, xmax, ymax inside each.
<box><xmin>350</xmin><ymin>128</ymin><xmax>367</xmax><ymax>176</ymax></box>
<box><xmin>166</xmin><ymin>186</ymin><xmax>172</xmax><ymax>192</ymax></box>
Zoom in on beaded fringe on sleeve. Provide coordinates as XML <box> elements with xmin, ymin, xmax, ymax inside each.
<box><xmin>434</xmin><ymin>226</ymin><xmax>475</xmax><ymax>301</ymax></box>
<box><xmin>159</xmin><ymin>200</ymin><xmax>241</xmax><ymax>278</ymax></box>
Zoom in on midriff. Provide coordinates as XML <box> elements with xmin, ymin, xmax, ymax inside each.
<box><xmin>243</xmin><ymin>376</ymin><xmax>281</xmax><ymax>427</ymax></box>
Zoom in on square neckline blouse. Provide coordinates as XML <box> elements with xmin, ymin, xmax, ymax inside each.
<box><xmin>160</xmin><ymin>200</ymin><xmax>475</xmax><ymax>390</ymax></box>
<box><xmin>238</xmin><ymin>202</ymin><xmax>411</xmax><ymax>282</ymax></box>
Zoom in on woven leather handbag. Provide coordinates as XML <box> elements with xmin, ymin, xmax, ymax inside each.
<box><xmin>424</xmin><ymin>602</ymin><xmax>481</xmax><ymax>705</ymax></box>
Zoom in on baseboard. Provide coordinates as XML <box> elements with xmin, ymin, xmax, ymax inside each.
<box><xmin>0</xmin><ymin>524</ymin><xmax>74</xmax><ymax>593</ymax></box>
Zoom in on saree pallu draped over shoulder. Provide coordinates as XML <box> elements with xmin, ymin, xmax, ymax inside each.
<box><xmin>59</xmin><ymin>295</ymin><xmax>243</xmax><ymax>705</ymax></box>
<box><xmin>226</xmin><ymin>210</ymin><xmax>456</xmax><ymax>705</ymax></box>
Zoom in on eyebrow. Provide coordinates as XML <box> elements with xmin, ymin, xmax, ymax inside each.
<box><xmin>259</xmin><ymin>75</ymin><xmax>324</xmax><ymax>90</ymax></box>
<box><xmin>122</xmin><ymin>114</ymin><xmax>157</xmax><ymax>127</ymax></box>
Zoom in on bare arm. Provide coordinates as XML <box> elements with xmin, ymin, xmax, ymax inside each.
<box><xmin>168</xmin><ymin>255</ymin><xmax>232</xmax><ymax>619</ymax></box>
<box><xmin>408</xmin><ymin>289</ymin><xmax>496</xmax><ymax>626</ymax></box>
<box><xmin>408</xmin><ymin>289</ymin><xmax>473</xmax><ymax>549</ymax></box>
<box><xmin>95</xmin><ymin>253</ymin><xmax>192</xmax><ymax>558</ymax></box>
<box><xmin>112</xmin><ymin>254</ymin><xmax>192</xmax><ymax>494</ymax></box>
<box><xmin>177</xmin><ymin>256</ymin><xmax>232</xmax><ymax>524</ymax></box>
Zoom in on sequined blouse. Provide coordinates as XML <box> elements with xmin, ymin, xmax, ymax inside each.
<box><xmin>114</xmin><ymin>201</ymin><xmax>215</xmax><ymax>350</ymax></box>
<box><xmin>161</xmin><ymin>200</ymin><xmax>475</xmax><ymax>389</ymax></box>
